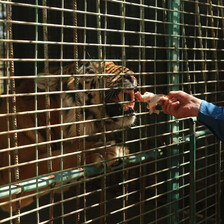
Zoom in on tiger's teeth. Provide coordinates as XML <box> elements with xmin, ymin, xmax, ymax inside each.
<box><xmin>124</xmin><ymin>90</ymin><xmax>135</xmax><ymax>111</ymax></box>
<box><xmin>115</xmin><ymin>90</ymin><xmax>135</xmax><ymax>111</ymax></box>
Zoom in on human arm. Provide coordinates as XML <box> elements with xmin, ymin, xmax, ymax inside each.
<box><xmin>161</xmin><ymin>91</ymin><xmax>224</xmax><ymax>142</ymax></box>
<box><xmin>197</xmin><ymin>100</ymin><xmax>224</xmax><ymax>142</ymax></box>
<box><xmin>161</xmin><ymin>91</ymin><xmax>201</xmax><ymax>118</ymax></box>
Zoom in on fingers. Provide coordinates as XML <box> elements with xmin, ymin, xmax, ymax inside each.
<box><xmin>161</xmin><ymin>100</ymin><xmax>169</xmax><ymax>114</ymax></box>
<box><xmin>161</xmin><ymin>99</ymin><xmax>180</xmax><ymax>116</ymax></box>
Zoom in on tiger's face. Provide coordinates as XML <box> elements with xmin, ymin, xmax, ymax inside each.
<box><xmin>37</xmin><ymin>61</ymin><xmax>137</xmax><ymax>136</ymax></box>
<box><xmin>77</xmin><ymin>61</ymin><xmax>137</xmax><ymax>130</ymax></box>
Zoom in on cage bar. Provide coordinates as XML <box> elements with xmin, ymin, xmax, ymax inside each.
<box><xmin>166</xmin><ymin>1</ymin><xmax>181</xmax><ymax>223</ymax></box>
<box><xmin>0</xmin><ymin>1</ymin><xmax>224</xmax><ymax>223</ymax></box>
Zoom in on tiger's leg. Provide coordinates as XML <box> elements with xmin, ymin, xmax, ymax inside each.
<box><xmin>104</xmin><ymin>144</ymin><xmax>129</xmax><ymax>167</ymax></box>
<box><xmin>85</xmin><ymin>141</ymin><xmax>129</xmax><ymax>167</ymax></box>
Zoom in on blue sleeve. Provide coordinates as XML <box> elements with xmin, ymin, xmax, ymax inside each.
<box><xmin>197</xmin><ymin>100</ymin><xmax>224</xmax><ymax>142</ymax></box>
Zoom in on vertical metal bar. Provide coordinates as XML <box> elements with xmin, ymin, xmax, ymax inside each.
<box><xmin>189</xmin><ymin>119</ymin><xmax>196</xmax><ymax>224</ymax></box>
<box><xmin>82</xmin><ymin>1</ymin><xmax>88</xmax><ymax>223</ymax></box>
<box><xmin>42</xmin><ymin>1</ymin><xmax>54</xmax><ymax>223</ymax></box>
<box><xmin>217</xmin><ymin>140</ymin><xmax>222</xmax><ymax>223</ymax></box>
<box><xmin>72</xmin><ymin>0</ymin><xmax>80</xmax><ymax>146</ymax></box>
<box><xmin>42</xmin><ymin>0</ymin><xmax>51</xmax><ymax>170</ymax></box>
<box><xmin>2</xmin><ymin>1</ymin><xmax>13</xmax><ymax>221</ymax></box>
<box><xmin>42</xmin><ymin>1</ymin><xmax>49</xmax><ymax>74</ymax></box>
<box><xmin>203</xmin><ymin>4</ymin><xmax>209</xmax><ymax>218</ymax></box>
<box><xmin>217</xmin><ymin>1</ymin><xmax>223</xmax><ymax>218</ymax></box>
<box><xmin>195</xmin><ymin>1</ymin><xmax>207</xmax><ymax>100</ymax></box>
<box><xmin>120</xmin><ymin>1</ymin><xmax>128</xmax><ymax>223</ymax></box>
<box><xmin>138</xmin><ymin>0</ymin><xmax>146</xmax><ymax>151</ymax></box>
<box><xmin>180</xmin><ymin>1</ymin><xmax>192</xmax><ymax>94</ymax></box>
<box><xmin>59</xmin><ymin>1</ymin><xmax>65</xmax><ymax>223</ymax></box>
<box><xmin>153</xmin><ymin>1</ymin><xmax>159</xmax><ymax>222</ymax></box>
<box><xmin>6</xmin><ymin>1</ymin><xmax>20</xmax><ymax>223</ymax></box>
<box><xmin>100</xmin><ymin>176</ymin><xmax>106</xmax><ymax>224</ymax></box>
<box><xmin>192</xmin><ymin>3</ymin><xmax>197</xmax><ymax>95</ymax></box>
<box><xmin>96</xmin><ymin>0</ymin><xmax>103</xmax><ymax>62</ymax></box>
<box><xmin>73</xmin><ymin>0</ymin><xmax>79</xmax><ymax>73</ymax></box>
<box><xmin>72</xmin><ymin>1</ymin><xmax>81</xmax><ymax>223</ymax></box>
<box><xmin>104</xmin><ymin>0</ymin><xmax>107</xmax><ymax>59</ymax></box>
<box><xmin>206</xmin><ymin>4</ymin><xmax>221</xmax><ymax>219</ymax></box>
<box><xmin>209</xmin><ymin>1</ymin><xmax>221</xmax><ymax>97</ymax></box>
<box><xmin>218</xmin><ymin>0</ymin><xmax>224</xmax><ymax>38</ymax></box>
<box><xmin>0</xmin><ymin>3</ymin><xmax>5</xmax><ymax>94</ymax></box>
<box><xmin>6</xmin><ymin>0</ymin><xmax>18</xmax><ymax>184</ymax></box>
<box><xmin>95</xmin><ymin>1</ymin><xmax>106</xmax><ymax>223</ymax></box>
<box><xmin>167</xmin><ymin>1</ymin><xmax>181</xmax><ymax>223</ymax></box>
<box><xmin>79</xmin><ymin>1</ymin><xmax>86</xmax><ymax>222</ymax></box>
<box><xmin>179</xmin><ymin>4</ymin><xmax>187</xmax><ymax>218</ymax></box>
<box><xmin>34</xmin><ymin>1</ymin><xmax>40</xmax><ymax>223</ymax></box>
<box><xmin>120</xmin><ymin>0</ymin><xmax>125</xmax><ymax>64</ymax></box>
<box><xmin>4</xmin><ymin>6</ymin><xmax>11</xmax><ymax>223</ymax></box>
<box><xmin>215</xmin><ymin>2</ymin><xmax>223</xmax><ymax>220</ymax></box>
<box><xmin>139</xmin><ymin>1</ymin><xmax>146</xmax><ymax>223</ymax></box>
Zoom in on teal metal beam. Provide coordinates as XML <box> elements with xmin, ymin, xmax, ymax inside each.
<box><xmin>189</xmin><ymin>119</ymin><xmax>196</xmax><ymax>224</ymax></box>
<box><xmin>0</xmin><ymin>126</ymin><xmax>211</xmax><ymax>206</ymax></box>
<box><xmin>0</xmin><ymin>150</ymin><xmax>162</xmax><ymax>200</ymax></box>
<box><xmin>167</xmin><ymin>1</ymin><xmax>181</xmax><ymax>223</ymax></box>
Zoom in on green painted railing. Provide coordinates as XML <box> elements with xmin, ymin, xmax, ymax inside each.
<box><xmin>189</xmin><ymin>118</ymin><xmax>197</xmax><ymax>224</ymax></box>
<box><xmin>0</xmin><ymin>149</ymin><xmax>163</xmax><ymax>200</ymax></box>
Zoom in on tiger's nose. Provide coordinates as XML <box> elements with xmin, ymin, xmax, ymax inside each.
<box><xmin>125</xmin><ymin>73</ymin><xmax>135</xmax><ymax>82</ymax></box>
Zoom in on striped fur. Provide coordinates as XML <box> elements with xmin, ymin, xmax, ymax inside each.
<box><xmin>0</xmin><ymin>61</ymin><xmax>137</xmax><ymax>211</ymax></box>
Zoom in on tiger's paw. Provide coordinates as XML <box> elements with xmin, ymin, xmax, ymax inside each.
<box><xmin>86</xmin><ymin>152</ymin><xmax>105</xmax><ymax>167</ymax></box>
<box><xmin>86</xmin><ymin>145</ymin><xmax>129</xmax><ymax>168</ymax></box>
<box><xmin>105</xmin><ymin>145</ymin><xmax>129</xmax><ymax>167</ymax></box>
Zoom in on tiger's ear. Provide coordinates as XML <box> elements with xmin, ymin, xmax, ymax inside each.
<box><xmin>37</xmin><ymin>73</ymin><xmax>59</xmax><ymax>91</ymax></box>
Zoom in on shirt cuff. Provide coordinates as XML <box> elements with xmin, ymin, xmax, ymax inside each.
<box><xmin>198</xmin><ymin>100</ymin><xmax>224</xmax><ymax>121</ymax></box>
<box><xmin>198</xmin><ymin>100</ymin><xmax>215</xmax><ymax>118</ymax></box>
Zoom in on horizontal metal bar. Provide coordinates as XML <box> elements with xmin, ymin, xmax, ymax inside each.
<box><xmin>1</xmin><ymin>9</ymin><xmax>223</xmax><ymax>34</ymax></box>
<box><xmin>195</xmin><ymin>129</ymin><xmax>213</xmax><ymax>138</ymax></box>
<box><xmin>1</xmin><ymin>58</ymin><xmax>224</xmax><ymax>64</ymax></box>
<box><xmin>0</xmin><ymin>100</ymin><xmax>134</xmax><ymax>118</ymax></box>
<box><xmin>184</xmin><ymin>117</ymin><xmax>212</xmax><ymax>141</ymax></box>
<box><xmin>0</xmin><ymin>124</ymin><xmax>212</xmax><ymax>198</ymax></box>
<box><xmin>183</xmin><ymin>0</ymin><xmax>224</xmax><ymax>9</ymax></box>
<box><xmin>0</xmin><ymin>150</ymin><xmax>162</xmax><ymax>200</ymax></box>
<box><xmin>0</xmin><ymin>1</ymin><xmax>223</xmax><ymax>33</ymax></box>
<box><xmin>0</xmin><ymin>141</ymin><xmax>128</xmax><ymax>172</ymax></box>
<box><xmin>1</xmin><ymin>27</ymin><xmax>224</xmax><ymax>43</ymax></box>
<box><xmin>1</xmin><ymin>0</ymin><xmax>223</xmax><ymax>14</ymax></box>
<box><xmin>1</xmin><ymin>70</ymin><xmax>224</xmax><ymax>80</ymax></box>
<box><xmin>0</xmin><ymin>125</ymin><xmax>130</xmax><ymax>154</ymax></box>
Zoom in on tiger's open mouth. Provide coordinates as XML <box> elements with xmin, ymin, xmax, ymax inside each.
<box><xmin>106</xmin><ymin>89</ymin><xmax>135</xmax><ymax>114</ymax></box>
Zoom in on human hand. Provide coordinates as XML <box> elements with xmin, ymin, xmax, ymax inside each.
<box><xmin>161</xmin><ymin>91</ymin><xmax>202</xmax><ymax>118</ymax></box>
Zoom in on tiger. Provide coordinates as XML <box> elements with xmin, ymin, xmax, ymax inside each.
<box><xmin>0</xmin><ymin>61</ymin><xmax>137</xmax><ymax>211</ymax></box>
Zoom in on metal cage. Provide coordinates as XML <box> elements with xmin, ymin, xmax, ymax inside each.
<box><xmin>0</xmin><ymin>0</ymin><xmax>224</xmax><ymax>223</ymax></box>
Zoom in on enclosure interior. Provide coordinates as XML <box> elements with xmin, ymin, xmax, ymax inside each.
<box><xmin>0</xmin><ymin>0</ymin><xmax>224</xmax><ymax>224</ymax></box>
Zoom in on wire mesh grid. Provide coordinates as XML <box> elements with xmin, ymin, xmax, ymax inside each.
<box><xmin>0</xmin><ymin>0</ymin><xmax>224</xmax><ymax>223</ymax></box>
